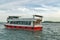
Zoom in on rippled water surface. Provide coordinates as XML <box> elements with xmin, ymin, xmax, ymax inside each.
<box><xmin>0</xmin><ymin>23</ymin><xmax>60</xmax><ymax>40</ymax></box>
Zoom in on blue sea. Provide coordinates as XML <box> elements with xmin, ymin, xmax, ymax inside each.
<box><xmin>0</xmin><ymin>23</ymin><xmax>60</xmax><ymax>40</ymax></box>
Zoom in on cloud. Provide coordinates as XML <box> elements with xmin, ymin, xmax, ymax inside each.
<box><xmin>0</xmin><ymin>6</ymin><xmax>60</xmax><ymax>22</ymax></box>
<box><xmin>0</xmin><ymin>0</ymin><xmax>60</xmax><ymax>21</ymax></box>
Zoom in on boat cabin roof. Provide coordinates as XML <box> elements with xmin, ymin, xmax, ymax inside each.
<box><xmin>33</xmin><ymin>15</ymin><xmax>43</xmax><ymax>17</ymax></box>
<box><xmin>7</xmin><ymin>15</ymin><xmax>43</xmax><ymax>21</ymax></box>
<box><xmin>7</xmin><ymin>18</ymin><xmax>36</xmax><ymax>21</ymax></box>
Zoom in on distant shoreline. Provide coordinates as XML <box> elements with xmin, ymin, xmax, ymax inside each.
<box><xmin>43</xmin><ymin>21</ymin><xmax>60</xmax><ymax>23</ymax></box>
<box><xmin>0</xmin><ymin>21</ymin><xmax>60</xmax><ymax>23</ymax></box>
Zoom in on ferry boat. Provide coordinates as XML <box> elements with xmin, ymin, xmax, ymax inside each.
<box><xmin>5</xmin><ymin>15</ymin><xmax>43</xmax><ymax>31</ymax></box>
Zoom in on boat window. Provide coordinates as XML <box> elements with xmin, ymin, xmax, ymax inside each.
<box><xmin>19</xmin><ymin>21</ymin><xmax>31</xmax><ymax>25</ymax></box>
<box><xmin>17</xmin><ymin>21</ymin><xmax>19</xmax><ymax>24</ymax></box>
<box><xmin>8</xmin><ymin>16</ymin><xmax>19</xmax><ymax>19</ymax></box>
<box><xmin>7</xmin><ymin>21</ymin><xmax>9</xmax><ymax>23</ymax></box>
<box><xmin>15</xmin><ymin>21</ymin><xmax>18</xmax><ymax>24</ymax></box>
<box><xmin>22</xmin><ymin>21</ymin><xmax>25</xmax><ymax>25</ymax></box>
<box><xmin>9</xmin><ymin>21</ymin><xmax>31</xmax><ymax>25</ymax></box>
<box><xmin>29</xmin><ymin>21</ymin><xmax>31</xmax><ymax>25</ymax></box>
<box><xmin>12</xmin><ymin>21</ymin><xmax>14</xmax><ymax>24</ymax></box>
<box><xmin>25</xmin><ymin>21</ymin><xmax>27</xmax><ymax>24</ymax></box>
<box><xmin>10</xmin><ymin>21</ymin><xmax>13</xmax><ymax>24</ymax></box>
<box><xmin>33</xmin><ymin>19</ymin><xmax>41</xmax><ymax>25</ymax></box>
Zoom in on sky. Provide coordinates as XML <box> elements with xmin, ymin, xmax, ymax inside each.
<box><xmin>0</xmin><ymin>0</ymin><xmax>60</xmax><ymax>22</ymax></box>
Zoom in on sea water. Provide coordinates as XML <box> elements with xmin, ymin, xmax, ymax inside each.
<box><xmin>0</xmin><ymin>23</ymin><xmax>60</xmax><ymax>40</ymax></box>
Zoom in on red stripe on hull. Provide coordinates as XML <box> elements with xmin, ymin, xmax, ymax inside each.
<box><xmin>4</xmin><ymin>25</ymin><xmax>42</xmax><ymax>31</ymax></box>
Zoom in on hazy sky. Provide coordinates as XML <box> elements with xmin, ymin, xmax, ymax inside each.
<box><xmin>0</xmin><ymin>0</ymin><xmax>60</xmax><ymax>22</ymax></box>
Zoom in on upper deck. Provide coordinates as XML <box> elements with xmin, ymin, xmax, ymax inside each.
<box><xmin>7</xmin><ymin>18</ymin><xmax>36</xmax><ymax>21</ymax></box>
<box><xmin>7</xmin><ymin>15</ymin><xmax>43</xmax><ymax>21</ymax></box>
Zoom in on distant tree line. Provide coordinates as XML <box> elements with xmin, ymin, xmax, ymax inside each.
<box><xmin>43</xmin><ymin>21</ymin><xmax>60</xmax><ymax>23</ymax></box>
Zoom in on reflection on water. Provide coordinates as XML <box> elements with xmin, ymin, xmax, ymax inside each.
<box><xmin>0</xmin><ymin>23</ymin><xmax>60</xmax><ymax>40</ymax></box>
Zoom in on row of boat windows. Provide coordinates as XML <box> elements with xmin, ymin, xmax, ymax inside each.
<box><xmin>8</xmin><ymin>21</ymin><xmax>31</xmax><ymax>25</ymax></box>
